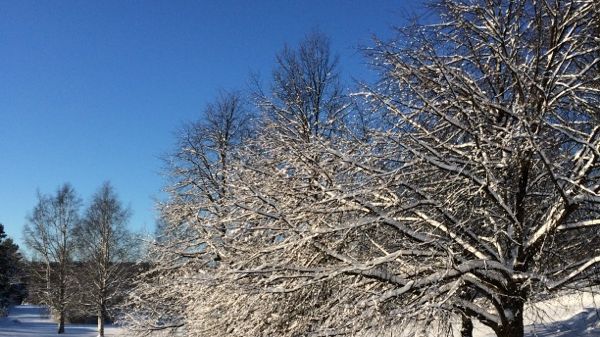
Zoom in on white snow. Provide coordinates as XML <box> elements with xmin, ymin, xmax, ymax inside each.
<box><xmin>0</xmin><ymin>305</ymin><xmax>123</xmax><ymax>337</ymax></box>
<box><xmin>2</xmin><ymin>292</ymin><xmax>600</xmax><ymax>337</ymax></box>
<box><xmin>475</xmin><ymin>290</ymin><xmax>600</xmax><ymax>336</ymax></box>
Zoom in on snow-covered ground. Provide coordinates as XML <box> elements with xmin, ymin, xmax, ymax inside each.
<box><xmin>2</xmin><ymin>292</ymin><xmax>600</xmax><ymax>337</ymax></box>
<box><xmin>474</xmin><ymin>290</ymin><xmax>600</xmax><ymax>336</ymax></box>
<box><xmin>0</xmin><ymin>305</ymin><xmax>123</xmax><ymax>337</ymax></box>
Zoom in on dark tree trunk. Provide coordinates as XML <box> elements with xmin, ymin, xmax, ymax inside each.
<box><xmin>460</xmin><ymin>314</ymin><xmax>473</xmax><ymax>337</ymax></box>
<box><xmin>494</xmin><ymin>299</ymin><xmax>524</xmax><ymax>337</ymax></box>
<box><xmin>98</xmin><ymin>310</ymin><xmax>104</xmax><ymax>337</ymax></box>
<box><xmin>57</xmin><ymin>310</ymin><xmax>65</xmax><ymax>334</ymax></box>
<box><xmin>58</xmin><ymin>270</ymin><xmax>66</xmax><ymax>334</ymax></box>
<box><xmin>98</xmin><ymin>305</ymin><xmax>106</xmax><ymax>337</ymax></box>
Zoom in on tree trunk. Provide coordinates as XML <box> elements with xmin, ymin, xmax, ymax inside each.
<box><xmin>495</xmin><ymin>300</ymin><xmax>524</xmax><ymax>337</ymax></box>
<box><xmin>57</xmin><ymin>310</ymin><xmax>65</xmax><ymax>334</ymax></box>
<box><xmin>45</xmin><ymin>265</ymin><xmax>51</xmax><ymax>292</ymax></box>
<box><xmin>98</xmin><ymin>308</ymin><xmax>105</xmax><ymax>337</ymax></box>
<box><xmin>58</xmin><ymin>271</ymin><xmax>66</xmax><ymax>334</ymax></box>
<box><xmin>460</xmin><ymin>314</ymin><xmax>473</xmax><ymax>337</ymax></box>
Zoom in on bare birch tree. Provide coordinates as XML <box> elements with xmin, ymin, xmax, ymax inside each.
<box><xmin>24</xmin><ymin>183</ymin><xmax>79</xmax><ymax>334</ymax></box>
<box><xmin>74</xmin><ymin>182</ymin><xmax>133</xmax><ymax>337</ymax></box>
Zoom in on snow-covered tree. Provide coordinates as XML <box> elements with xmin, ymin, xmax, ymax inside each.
<box><xmin>166</xmin><ymin>32</ymin><xmax>356</xmax><ymax>336</ymax></box>
<box><xmin>125</xmin><ymin>2</ymin><xmax>599</xmax><ymax>337</ymax></box>
<box><xmin>207</xmin><ymin>1</ymin><xmax>599</xmax><ymax>336</ymax></box>
<box><xmin>353</xmin><ymin>1</ymin><xmax>600</xmax><ymax>335</ymax></box>
<box><xmin>74</xmin><ymin>182</ymin><xmax>134</xmax><ymax>337</ymax></box>
<box><xmin>122</xmin><ymin>91</ymin><xmax>253</xmax><ymax>335</ymax></box>
<box><xmin>24</xmin><ymin>184</ymin><xmax>80</xmax><ymax>334</ymax></box>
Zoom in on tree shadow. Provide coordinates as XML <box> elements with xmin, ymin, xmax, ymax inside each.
<box><xmin>526</xmin><ymin>308</ymin><xmax>600</xmax><ymax>337</ymax></box>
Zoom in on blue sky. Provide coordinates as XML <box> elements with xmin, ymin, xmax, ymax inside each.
<box><xmin>0</xmin><ymin>0</ymin><xmax>421</xmax><ymax>249</ymax></box>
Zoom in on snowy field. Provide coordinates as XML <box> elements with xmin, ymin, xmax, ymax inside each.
<box><xmin>2</xmin><ymin>292</ymin><xmax>600</xmax><ymax>337</ymax></box>
<box><xmin>0</xmin><ymin>305</ymin><xmax>123</xmax><ymax>337</ymax></box>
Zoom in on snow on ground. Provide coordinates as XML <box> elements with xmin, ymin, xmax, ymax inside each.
<box><xmin>0</xmin><ymin>305</ymin><xmax>124</xmax><ymax>337</ymax></box>
<box><xmin>2</xmin><ymin>291</ymin><xmax>600</xmax><ymax>337</ymax></box>
<box><xmin>474</xmin><ymin>289</ymin><xmax>600</xmax><ymax>336</ymax></box>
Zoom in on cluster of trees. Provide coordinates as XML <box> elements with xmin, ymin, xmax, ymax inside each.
<box><xmin>123</xmin><ymin>1</ymin><xmax>599</xmax><ymax>337</ymax></box>
<box><xmin>0</xmin><ymin>224</ymin><xmax>25</xmax><ymax>314</ymax></box>
<box><xmin>24</xmin><ymin>182</ymin><xmax>137</xmax><ymax>336</ymax></box>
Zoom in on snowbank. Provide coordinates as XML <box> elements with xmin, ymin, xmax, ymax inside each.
<box><xmin>0</xmin><ymin>305</ymin><xmax>123</xmax><ymax>337</ymax></box>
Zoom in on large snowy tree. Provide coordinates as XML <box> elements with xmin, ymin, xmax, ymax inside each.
<box><xmin>125</xmin><ymin>2</ymin><xmax>599</xmax><ymax>337</ymax></box>
<box><xmin>223</xmin><ymin>1</ymin><xmax>600</xmax><ymax>336</ymax></box>
<box><xmin>354</xmin><ymin>1</ymin><xmax>600</xmax><ymax>335</ymax></box>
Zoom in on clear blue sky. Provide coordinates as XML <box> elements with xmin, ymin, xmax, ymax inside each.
<box><xmin>0</xmin><ymin>0</ymin><xmax>421</xmax><ymax>250</ymax></box>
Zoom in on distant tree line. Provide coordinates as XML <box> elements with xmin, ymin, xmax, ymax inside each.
<box><xmin>122</xmin><ymin>1</ymin><xmax>600</xmax><ymax>337</ymax></box>
<box><xmin>23</xmin><ymin>182</ymin><xmax>139</xmax><ymax>336</ymax></box>
<box><xmin>0</xmin><ymin>223</ymin><xmax>26</xmax><ymax>315</ymax></box>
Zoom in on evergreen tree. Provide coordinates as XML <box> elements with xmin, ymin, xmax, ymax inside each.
<box><xmin>0</xmin><ymin>223</ymin><xmax>24</xmax><ymax>311</ymax></box>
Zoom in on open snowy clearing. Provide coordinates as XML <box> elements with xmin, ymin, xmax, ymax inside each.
<box><xmin>2</xmin><ymin>292</ymin><xmax>600</xmax><ymax>337</ymax></box>
<box><xmin>0</xmin><ymin>305</ymin><xmax>123</xmax><ymax>337</ymax></box>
